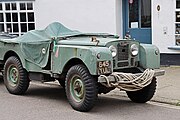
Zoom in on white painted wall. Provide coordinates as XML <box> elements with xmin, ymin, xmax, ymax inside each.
<box><xmin>152</xmin><ymin>0</ymin><xmax>179</xmax><ymax>53</ymax></box>
<box><xmin>1</xmin><ymin>0</ymin><xmax>177</xmax><ymax>54</ymax></box>
<box><xmin>34</xmin><ymin>0</ymin><xmax>179</xmax><ymax>54</ymax></box>
<box><xmin>34</xmin><ymin>0</ymin><xmax>117</xmax><ymax>34</ymax></box>
<box><xmin>116</xmin><ymin>0</ymin><xmax>123</xmax><ymax>38</ymax></box>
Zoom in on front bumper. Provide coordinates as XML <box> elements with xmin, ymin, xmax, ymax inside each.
<box><xmin>98</xmin><ymin>69</ymin><xmax>165</xmax><ymax>83</ymax></box>
<box><xmin>98</xmin><ymin>69</ymin><xmax>165</xmax><ymax>91</ymax></box>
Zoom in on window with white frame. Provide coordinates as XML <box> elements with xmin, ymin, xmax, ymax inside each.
<box><xmin>0</xmin><ymin>1</ymin><xmax>35</xmax><ymax>36</ymax></box>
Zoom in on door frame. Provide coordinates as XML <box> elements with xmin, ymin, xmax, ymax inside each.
<box><xmin>122</xmin><ymin>0</ymin><xmax>152</xmax><ymax>44</ymax></box>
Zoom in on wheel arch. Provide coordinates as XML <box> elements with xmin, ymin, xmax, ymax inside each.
<box><xmin>4</xmin><ymin>50</ymin><xmax>20</xmax><ymax>62</ymax></box>
<box><xmin>62</xmin><ymin>58</ymin><xmax>88</xmax><ymax>75</ymax></box>
<box><xmin>3</xmin><ymin>51</ymin><xmax>26</xmax><ymax>71</ymax></box>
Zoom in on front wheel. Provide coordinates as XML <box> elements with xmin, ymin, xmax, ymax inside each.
<box><xmin>65</xmin><ymin>64</ymin><xmax>98</xmax><ymax>112</ymax></box>
<box><xmin>4</xmin><ymin>56</ymin><xmax>29</xmax><ymax>95</ymax></box>
<box><xmin>126</xmin><ymin>77</ymin><xmax>157</xmax><ymax>103</ymax></box>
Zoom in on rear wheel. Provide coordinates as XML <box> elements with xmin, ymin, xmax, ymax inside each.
<box><xmin>126</xmin><ymin>77</ymin><xmax>157</xmax><ymax>103</ymax></box>
<box><xmin>65</xmin><ymin>64</ymin><xmax>98</xmax><ymax>112</ymax></box>
<box><xmin>4</xmin><ymin>56</ymin><xmax>29</xmax><ymax>95</ymax></box>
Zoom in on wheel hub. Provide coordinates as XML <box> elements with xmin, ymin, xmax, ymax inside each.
<box><xmin>8</xmin><ymin>66</ymin><xmax>19</xmax><ymax>86</ymax></box>
<box><xmin>71</xmin><ymin>76</ymin><xmax>85</xmax><ymax>102</ymax></box>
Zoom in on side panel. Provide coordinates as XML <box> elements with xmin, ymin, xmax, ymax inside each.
<box><xmin>0</xmin><ymin>42</ymin><xmax>25</xmax><ymax>64</ymax></box>
<box><xmin>139</xmin><ymin>44</ymin><xmax>160</xmax><ymax>69</ymax></box>
<box><xmin>52</xmin><ymin>45</ymin><xmax>113</xmax><ymax>75</ymax></box>
<box><xmin>0</xmin><ymin>41</ymin><xmax>43</xmax><ymax>72</ymax></box>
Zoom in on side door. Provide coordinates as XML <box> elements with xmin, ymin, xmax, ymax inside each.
<box><xmin>123</xmin><ymin>0</ymin><xmax>152</xmax><ymax>44</ymax></box>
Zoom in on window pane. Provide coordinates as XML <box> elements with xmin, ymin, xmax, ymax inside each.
<box><xmin>0</xmin><ymin>13</ymin><xmax>3</xmax><ymax>22</ymax></box>
<box><xmin>13</xmin><ymin>34</ymin><xmax>19</xmax><ymax>36</ymax></box>
<box><xmin>177</xmin><ymin>0</ymin><xmax>180</xmax><ymax>8</ymax></box>
<box><xmin>28</xmin><ymin>13</ymin><xmax>34</xmax><ymax>22</ymax></box>
<box><xmin>11</xmin><ymin>3</ymin><xmax>17</xmax><ymax>10</ymax></box>
<box><xmin>176</xmin><ymin>35</ymin><xmax>180</xmax><ymax>45</ymax></box>
<box><xmin>6</xmin><ymin>13</ymin><xmax>11</xmax><ymax>22</ymax></box>
<box><xmin>0</xmin><ymin>3</ymin><xmax>2</xmax><ymax>10</ymax></box>
<box><xmin>20</xmin><ymin>3</ymin><xmax>26</xmax><ymax>10</ymax></box>
<box><xmin>176</xmin><ymin>24</ymin><xmax>180</xmax><ymax>34</ymax></box>
<box><xmin>0</xmin><ymin>24</ymin><xmax>4</xmax><ymax>32</ymax></box>
<box><xmin>20</xmin><ymin>13</ymin><xmax>26</xmax><ymax>22</ymax></box>
<box><xmin>6</xmin><ymin>24</ymin><xmax>12</xmax><ymax>32</ymax></box>
<box><xmin>141</xmin><ymin>0</ymin><xmax>151</xmax><ymax>28</ymax></box>
<box><xmin>176</xmin><ymin>12</ymin><xmax>180</xmax><ymax>22</ymax></box>
<box><xmin>12</xmin><ymin>13</ymin><xmax>18</xmax><ymax>22</ymax></box>
<box><xmin>28</xmin><ymin>23</ymin><xmax>35</xmax><ymax>30</ymax></box>
<box><xmin>21</xmin><ymin>23</ymin><xmax>27</xmax><ymax>32</ymax></box>
<box><xmin>5</xmin><ymin>3</ymin><xmax>10</xmax><ymax>10</ymax></box>
<box><xmin>13</xmin><ymin>24</ymin><xmax>19</xmax><ymax>32</ymax></box>
<box><xmin>129</xmin><ymin>0</ymin><xmax>139</xmax><ymax>28</ymax></box>
<box><xmin>27</xmin><ymin>3</ymin><xmax>33</xmax><ymax>10</ymax></box>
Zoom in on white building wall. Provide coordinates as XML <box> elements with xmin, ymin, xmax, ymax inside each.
<box><xmin>152</xmin><ymin>0</ymin><xmax>178</xmax><ymax>53</ymax></box>
<box><xmin>116</xmin><ymin>0</ymin><xmax>123</xmax><ymax>38</ymax></box>
<box><xmin>34</xmin><ymin>0</ymin><xmax>117</xmax><ymax>34</ymax></box>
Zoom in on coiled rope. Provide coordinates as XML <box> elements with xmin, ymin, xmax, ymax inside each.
<box><xmin>99</xmin><ymin>69</ymin><xmax>155</xmax><ymax>91</ymax></box>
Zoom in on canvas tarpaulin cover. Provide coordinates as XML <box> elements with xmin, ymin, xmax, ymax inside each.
<box><xmin>0</xmin><ymin>22</ymin><xmax>81</xmax><ymax>67</ymax></box>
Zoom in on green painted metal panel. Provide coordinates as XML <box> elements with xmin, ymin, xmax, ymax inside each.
<box><xmin>0</xmin><ymin>41</ymin><xmax>26</xmax><ymax>67</ymax></box>
<box><xmin>58</xmin><ymin>37</ymin><xmax>121</xmax><ymax>47</ymax></box>
<box><xmin>139</xmin><ymin>44</ymin><xmax>160</xmax><ymax>69</ymax></box>
<box><xmin>52</xmin><ymin>45</ymin><xmax>113</xmax><ymax>75</ymax></box>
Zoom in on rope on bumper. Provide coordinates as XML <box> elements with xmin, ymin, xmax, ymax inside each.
<box><xmin>99</xmin><ymin>69</ymin><xmax>155</xmax><ymax>91</ymax></box>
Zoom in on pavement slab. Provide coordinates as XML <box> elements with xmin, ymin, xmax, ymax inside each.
<box><xmin>152</xmin><ymin>66</ymin><xmax>180</xmax><ymax>106</ymax></box>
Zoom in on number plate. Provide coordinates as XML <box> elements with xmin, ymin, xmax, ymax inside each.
<box><xmin>97</xmin><ymin>61</ymin><xmax>112</xmax><ymax>75</ymax></box>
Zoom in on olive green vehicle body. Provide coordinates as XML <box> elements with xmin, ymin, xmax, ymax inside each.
<box><xmin>0</xmin><ymin>22</ymin><xmax>160</xmax><ymax>81</ymax></box>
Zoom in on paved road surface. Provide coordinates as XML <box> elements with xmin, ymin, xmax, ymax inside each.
<box><xmin>0</xmin><ymin>80</ymin><xmax>180</xmax><ymax>120</ymax></box>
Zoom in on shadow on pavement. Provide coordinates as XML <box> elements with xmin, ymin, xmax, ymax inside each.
<box><xmin>26</xmin><ymin>84</ymin><xmax>67</xmax><ymax>102</ymax></box>
<box><xmin>24</xmin><ymin>83</ymin><xmax>134</xmax><ymax>111</ymax></box>
<box><xmin>20</xmin><ymin>82</ymin><xmax>170</xmax><ymax>114</ymax></box>
<box><xmin>25</xmin><ymin>83</ymin><xmax>151</xmax><ymax>113</ymax></box>
<box><xmin>0</xmin><ymin>76</ymin><xmax>4</xmax><ymax>84</ymax></box>
<box><xmin>93</xmin><ymin>95</ymin><xmax>147</xmax><ymax>113</ymax></box>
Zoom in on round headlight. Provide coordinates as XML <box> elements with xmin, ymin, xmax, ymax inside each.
<box><xmin>130</xmin><ymin>44</ymin><xmax>138</xmax><ymax>56</ymax></box>
<box><xmin>109</xmin><ymin>45</ymin><xmax>117</xmax><ymax>57</ymax></box>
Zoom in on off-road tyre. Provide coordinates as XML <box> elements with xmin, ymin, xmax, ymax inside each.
<box><xmin>126</xmin><ymin>77</ymin><xmax>157</xmax><ymax>103</ymax></box>
<box><xmin>4</xmin><ymin>56</ymin><xmax>29</xmax><ymax>95</ymax></box>
<box><xmin>65</xmin><ymin>64</ymin><xmax>98</xmax><ymax>112</ymax></box>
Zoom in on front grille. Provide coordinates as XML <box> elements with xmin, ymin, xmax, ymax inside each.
<box><xmin>131</xmin><ymin>58</ymin><xmax>134</xmax><ymax>66</ymax></box>
<box><xmin>113</xmin><ymin>59</ymin><xmax>116</xmax><ymax>68</ymax></box>
<box><xmin>117</xmin><ymin>62</ymin><xmax>129</xmax><ymax>67</ymax></box>
<box><xmin>117</xmin><ymin>43</ymin><xmax>129</xmax><ymax>61</ymax></box>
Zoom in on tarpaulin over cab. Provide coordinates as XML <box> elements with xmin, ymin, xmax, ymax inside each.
<box><xmin>1</xmin><ymin>22</ymin><xmax>81</xmax><ymax>67</ymax></box>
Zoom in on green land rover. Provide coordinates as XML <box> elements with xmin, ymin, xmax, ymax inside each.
<box><xmin>0</xmin><ymin>22</ymin><xmax>165</xmax><ymax>112</ymax></box>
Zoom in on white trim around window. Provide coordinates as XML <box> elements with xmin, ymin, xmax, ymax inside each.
<box><xmin>0</xmin><ymin>1</ymin><xmax>36</xmax><ymax>36</ymax></box>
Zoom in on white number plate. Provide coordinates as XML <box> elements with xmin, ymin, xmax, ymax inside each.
<box><xmin>97</xmin><ymin>61</ymin><xmax>112</xmax><ymax>75</ymax></box>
